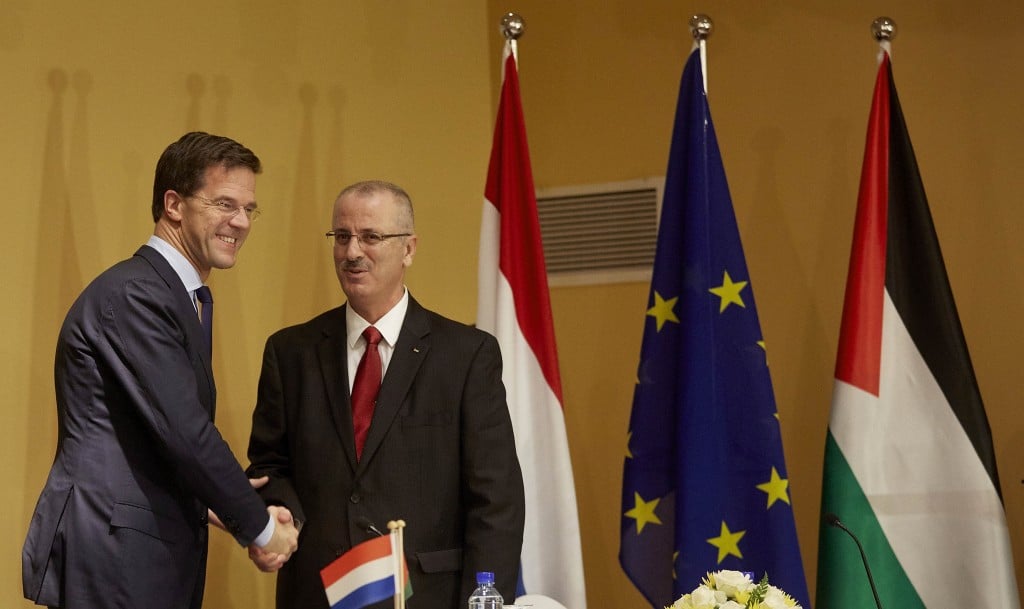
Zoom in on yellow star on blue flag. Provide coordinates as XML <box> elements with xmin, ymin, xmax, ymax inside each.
<box><xmin>647</xmin><ymin>291</ymin><xmax>680</xmax><ymax>331</ymax></box>
<box><xmin>709</xmin><ymin>271</ymin><xmax>747</xmax><ymax>312</ymax></box>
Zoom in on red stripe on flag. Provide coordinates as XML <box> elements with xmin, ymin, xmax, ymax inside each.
<box><xmin>834</xmin><ymin>53</ymin><xmax>890</xmax><ymax>396</ymax></box>
<box><xmin>484</xmin><ymin>52</ymin><xmax>563</xmax><ymax>402</ymax></box>
<box><xmin>319</xmin><ymin>534</ymin><xmax>392</xmax><ymax>586</ymax></box>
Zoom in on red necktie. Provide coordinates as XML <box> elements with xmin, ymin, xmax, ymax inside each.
<box><xmin>351</xmin><ymin>326</ymin><xmax>383</xmax><ymax>459</ymax></box>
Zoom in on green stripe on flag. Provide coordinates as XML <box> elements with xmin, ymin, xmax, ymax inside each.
<box><xmin>818</xmin><ymin>431</ymin><xmax>924</xmax><ymax>609</ymax></box>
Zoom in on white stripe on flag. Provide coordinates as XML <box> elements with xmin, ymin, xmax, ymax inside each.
<box><xmin>476</xmin><ymin>201</ymin><xmax>509</xmax><ymax>335</ymax></box>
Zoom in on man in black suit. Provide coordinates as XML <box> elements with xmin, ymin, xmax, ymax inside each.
<box><xmin>22</xmin><ymin>132</ymin><xmax>299</xmax><ymax>609</ymax></box>
<box><xmin>246</xmin><ymin>180</ymin><xmax>525</xmax><ymax>609</ymax></box>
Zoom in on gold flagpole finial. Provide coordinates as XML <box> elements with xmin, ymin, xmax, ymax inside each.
<box><xmin>872</xmin><ymin>17</ymin><xmax>896</xmax><ymax>60</ymax></box>
<box><xmin>871</xmin><ymin>17</ymin><xmax>897</xmax><ymax>42</ymax></box>
<box><xmin>500</xmin><ymin>12</ymin><xmax>525</xmax><ymax>41</ymax></box>
<box><xmin>689</xmin><ymin>14</ymin><xmax>713</xmax><ymax>41</ymax></box>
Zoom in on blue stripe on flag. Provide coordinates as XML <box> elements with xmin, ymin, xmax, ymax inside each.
<box><xmin>331</xmin><ymin>577</ymin><xmax>395</xmax><ymax>609</ymax></box>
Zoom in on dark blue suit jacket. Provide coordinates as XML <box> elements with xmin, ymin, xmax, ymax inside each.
<box><xmin>247</xmin><ymin>297</ymin><xmax>525</xmax><ymax>609</ymax></box>
<box><xmin>23</xmin><ymin>245</ymin><xmax>269</xmax><ymax>609</ymax></box>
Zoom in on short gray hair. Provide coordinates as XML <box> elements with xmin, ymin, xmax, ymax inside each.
<box><xmin>337</xmin><ymin>180</ymin><xmax>414</xmax><ymax>229</ymax></box>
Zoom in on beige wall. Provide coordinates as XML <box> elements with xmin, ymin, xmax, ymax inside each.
<box><xmin>4</xmin><ymin>1</ymin><xmax>1022</xmax><ymax>607</ymax></box>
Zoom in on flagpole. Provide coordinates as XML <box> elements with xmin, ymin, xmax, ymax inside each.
<box><xmin>388</xmin><ymin>520</ymin><xmax>407</xmax><ymax>609</ymax></box>
<box><xmin>871</xmin><ymin>16</ymin><xmax>896</xmax><ymax>63</ymax></box>
<box><xmin>688</xmin><ymin>14</ymin><xmax>713</xmax><ymax>94</ymax></box>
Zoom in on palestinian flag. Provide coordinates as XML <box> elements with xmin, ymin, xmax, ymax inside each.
<box><xmin>816</xmin><ymin>51</ymin><xmax>1019</xmax><ymax>608</ymax></box>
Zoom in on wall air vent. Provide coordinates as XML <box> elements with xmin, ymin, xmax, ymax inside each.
<box><xmin>537</xmin><ymin>177</ymin><xmax>663</xmax><ymax>287</ymax></box>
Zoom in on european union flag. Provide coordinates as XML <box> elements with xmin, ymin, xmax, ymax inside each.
<box><xmin>619</xmin><ymin>47</ymin><xmax>810</xmax><ymax>609</ymax></box>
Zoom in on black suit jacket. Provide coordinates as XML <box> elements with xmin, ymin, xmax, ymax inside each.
<box><xmin>247</xmin><ymin>297</ymin><xmax>525</xmax><ymax>609</ymax></box>
<box><xmin>22</xmin><ymin>245</ymin><xmax>269</xmax><ymax>609</ymax></box>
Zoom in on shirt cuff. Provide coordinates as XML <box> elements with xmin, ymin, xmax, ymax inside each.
<box><xmin>253</xmin><ymin>514</ymin><xmax>275</xmax><ymax>548</ymax></box>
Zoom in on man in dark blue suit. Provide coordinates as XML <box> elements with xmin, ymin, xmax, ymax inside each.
<box><xmin>246</xmin><ymin>181</ymin><xmax>525</xmax><ymax>609</ymax></box>
<box><xmin>22</xmin><ymin>132</ymin><xmax>299</xmax><ymax>609</ymax></box>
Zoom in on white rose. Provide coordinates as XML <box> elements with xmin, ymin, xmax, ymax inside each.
<box><xmin>711</xmin><ymin>570</ymin><xmax>754</xmax><ymax>598</ymax></box>
<box><xmin>762</xmin><ymin>586</ymin><xmax>801</xmax><ymax>609</ymax></box>
<box><xmin>719</xmin><ymin>602</ymin><xmax>746</xmax><ymax>609</ymax></box>
<box><xmin>667</xmin><ymin>593</ymin><xmax>694</xmax><ymax>609</ymax></box>
<box><xmin>688</xmin><ymin>585</ymin><xmax>720</xmax><ymax>609</ymax></box>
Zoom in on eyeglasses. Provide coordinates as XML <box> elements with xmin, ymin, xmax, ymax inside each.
<box><xmin>189</xmin><ymin>194</ymin><xmax>261</xmax><ymax>221</ymax></box>
<box><xmin>325</xmin><ymin>230</ymin><xmax>412</xmax><ymax>247</ymax></box>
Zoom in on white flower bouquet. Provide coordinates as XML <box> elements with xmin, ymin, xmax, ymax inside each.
<box><xmin>668</xmin><ymin>570</ymin><xmax>802</xmax><ymax>609</ymax></box>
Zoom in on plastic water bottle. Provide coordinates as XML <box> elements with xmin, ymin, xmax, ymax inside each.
<box><xmin>468</xmin><ymin>571</ymin><xmax>504</xmax><ymax>609</ymax></box>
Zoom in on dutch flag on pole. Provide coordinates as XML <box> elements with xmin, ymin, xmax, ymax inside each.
<box><xmin>320</xmin><ymin>534</ymin><xmax>411</xmax><ymax>609</ymax></box>
<box><xmin>476</xmin><ymin>36</ymin><xmax>587</xmax><ymax>609</ymax></box>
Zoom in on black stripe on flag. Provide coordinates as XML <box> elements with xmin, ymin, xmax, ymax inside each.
<box><xmin>882</xmin><ymin>61</ymin><xmax>1003</xmax><ymax>497</ymax></box>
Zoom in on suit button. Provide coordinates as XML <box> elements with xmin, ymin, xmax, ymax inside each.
<box><xmin>349</xmin><ymin>494</ymin><xmax>361</xmax><ymax>504</ymax></box>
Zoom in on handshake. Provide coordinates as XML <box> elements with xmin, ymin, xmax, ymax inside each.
<box><xmin>208</xmin><ymin>476</ymin><xmax>301</xmax><ymax>573</ymax></box>
<box><xmin>248</xmin><ymin>504</ymin><xmax>300</xmax><ymax>572</ymax></box>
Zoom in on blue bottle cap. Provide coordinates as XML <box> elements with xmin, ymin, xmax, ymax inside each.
<box><xmin>476</xmin><ymin>571</ymin><xmax>495</xmax><ymax>585</ymax></box>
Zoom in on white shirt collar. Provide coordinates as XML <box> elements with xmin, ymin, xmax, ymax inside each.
<box><xmin>145</xmin><ymin>235</ymin><xmax>204</xmax><ymax>294</ymax></box>
<box><xmin>345</xmin><ymin>288</ymin><xmax>410</xmax><ymax>348</ymax></box>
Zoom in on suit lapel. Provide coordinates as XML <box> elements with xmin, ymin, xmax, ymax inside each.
<box><xmin>134</xmin><ymin>246</ymin><xmax>216</xmax><ymax>413</ymax></box>
<box><xmin>316</xmin><ymin>306</ymin><xmax>359</xmax><ymax>471</ymax></box>
<box><xmin>358</xmin><ymin>298</ymin><xmax>430</xmax><ymax>468</ymax></box>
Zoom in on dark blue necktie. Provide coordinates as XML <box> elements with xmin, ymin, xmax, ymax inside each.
<box><xmin>195</xmin><ymin>285</ymin><xmax>213</xmax><ymax>357</ymax></box>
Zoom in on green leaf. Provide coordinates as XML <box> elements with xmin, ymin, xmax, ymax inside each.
<box><xmin>745</xmin><ymin>574</ymin><xmax>769</xmax><ymax>609</ymax></box>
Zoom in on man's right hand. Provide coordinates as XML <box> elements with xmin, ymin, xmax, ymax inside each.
<box><xmin>255</xmin><ymin>505</ymin><xmax>299</xmax><ymax>565</ymax></box>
